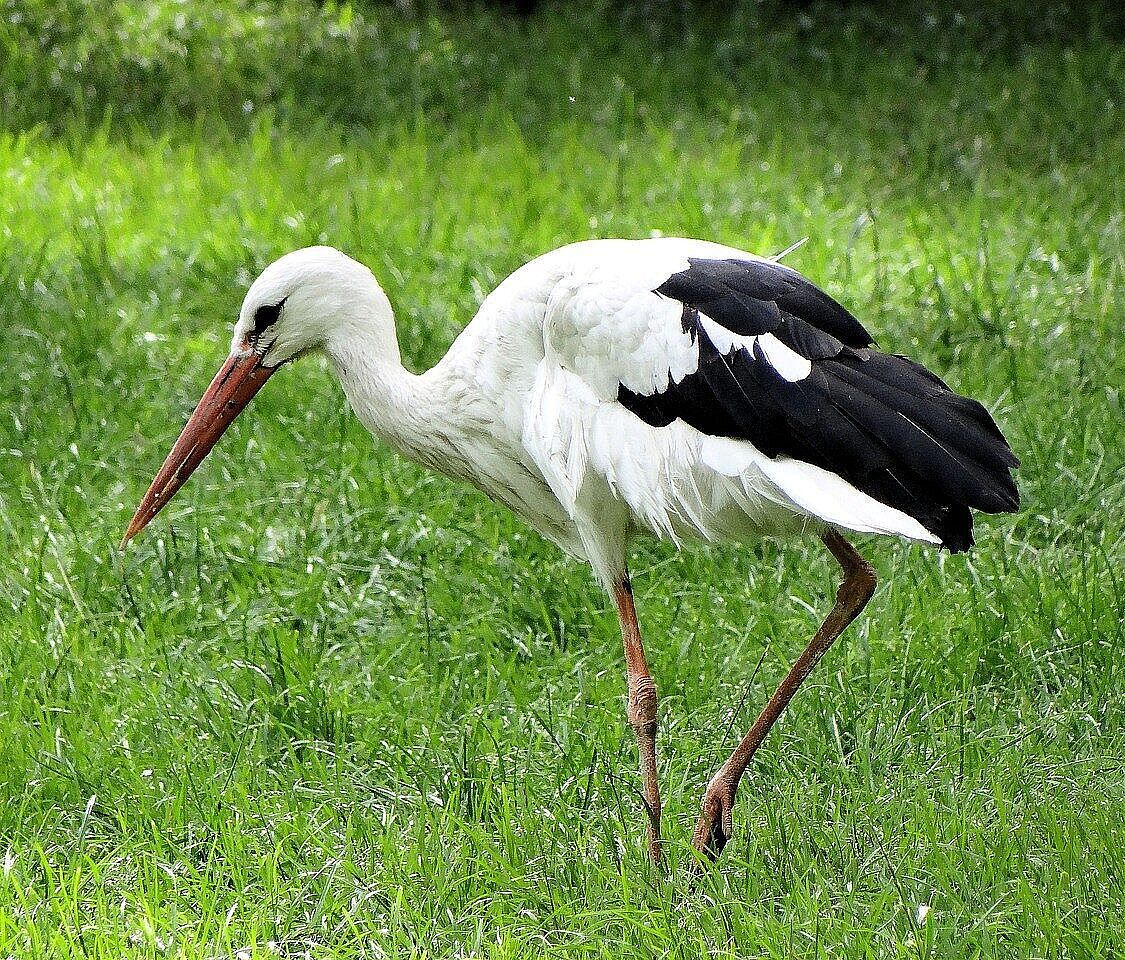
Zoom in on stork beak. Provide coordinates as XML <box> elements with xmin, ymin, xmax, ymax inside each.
<box><xmin>120</xmin><ymin>351</ymin><xmax>278</xmax><ymax>547</ymax></box>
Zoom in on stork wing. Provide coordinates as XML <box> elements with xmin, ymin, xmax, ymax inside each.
<box><xmin>543</xmin><ymin>240</ymin><xmax>1019</xmax><ymax>551</ymax></box>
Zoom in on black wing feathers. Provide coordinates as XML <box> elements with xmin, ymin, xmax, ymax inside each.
<box><xmin>619</xmin><ymin>257</ymin><xmax>1019</xmax><ymax>552</ymax></box>
<box><xmin>655</xmin><ymin>258</ymin><xmax>873</xmax><ymax>348</ymax></box>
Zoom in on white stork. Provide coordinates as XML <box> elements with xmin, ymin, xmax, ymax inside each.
<box><xmin>122</xmin><ymin>239</ymin><xmax>1019</xmax><ymax>867</ymax></box>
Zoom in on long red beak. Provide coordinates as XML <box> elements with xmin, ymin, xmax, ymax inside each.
<box><xmin>121</xmin><ymin>352</ymin><xmax>279</xmax><ymax>547</ymax></box>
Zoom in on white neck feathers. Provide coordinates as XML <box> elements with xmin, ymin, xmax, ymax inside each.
<box><xmin>324</xmin><ymin>326</ymin><xmax>457</xmax><ymax>473</ymax></box>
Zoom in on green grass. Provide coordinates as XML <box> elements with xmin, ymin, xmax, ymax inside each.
<box><xmin>2</xmin><ymin>2</ymin><xmax>1124</xmax><ymax>956</ymax></box>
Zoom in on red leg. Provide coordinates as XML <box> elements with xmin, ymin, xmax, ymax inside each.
<box><xmin>614</xmin><ymin>575</ymin><xmax>662</xmax><ymax>866</ymax></box>
<box><xmin>692</xmin><ymin>528</ymin><xmax>876</xmax><ymax>862</ymax></box>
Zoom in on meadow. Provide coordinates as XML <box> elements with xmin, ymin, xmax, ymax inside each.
<box><xmin>1</xmin><ymin>2</ymin><xmax>1123</xmax><ymax>956</ymax></box>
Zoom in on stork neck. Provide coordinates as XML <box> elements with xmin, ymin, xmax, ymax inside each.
<box><xmin>324</xmin><ymin>332</ymin><xmax>452</xmax><ymax>470</ymax></box>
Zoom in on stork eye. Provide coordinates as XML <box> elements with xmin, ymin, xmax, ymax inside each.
<box><xmin>252</xmin><ymin>297</ymin><xmax>287</xmax><ymax>336</ymax></box>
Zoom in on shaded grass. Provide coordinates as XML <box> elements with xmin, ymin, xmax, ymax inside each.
<box><xmin>1</xmin><ymin>2</ymin><xmax>1124</xmax><ymax>957</ymax></box>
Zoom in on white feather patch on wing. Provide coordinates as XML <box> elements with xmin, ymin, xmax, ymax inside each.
<box><xmin>700</xmin><ymin>436</ymin><xmax>941</xmax><ymax>544</ymax></box>
<box><xmin>697</xmin><ymin>318</ymin><xmax>812</xmax><ymax>382</ymax></box>
<box><xmin>757</xmin><ymin>333</ymin><xmax>813</xmax><ymax>381</ymax></box>
<box><xmin>698</xmin><ymin>314</ymin><xmax>755</xmax><ymax>355</ymax></box>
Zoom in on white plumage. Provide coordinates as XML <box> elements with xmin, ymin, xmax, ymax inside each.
<box><xmin>124</xmin><ymin>236</ymin><xmax>1018</xmax><ymax>866</ymax></box>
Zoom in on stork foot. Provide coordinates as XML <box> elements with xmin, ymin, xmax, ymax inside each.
<box><xmin>690</xmin><ymin>776</ymin><xmax>736</xmax><ymax>865</ymax></box>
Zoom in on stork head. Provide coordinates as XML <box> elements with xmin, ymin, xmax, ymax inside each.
<box><xmin>234</xmin><ymin>245</ymin><xmax>395</xmax><ymax>368</ymax></box>
<box><xmin>121</xmin><ymin>246</ymin><xmax>393</xmax><ymax>546</ymax></box>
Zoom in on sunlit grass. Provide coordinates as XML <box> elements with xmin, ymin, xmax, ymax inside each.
<box><xmin>1</xmin><ymin>2</ymin><xmax>1123</xmax><ymax>957</ymax></box>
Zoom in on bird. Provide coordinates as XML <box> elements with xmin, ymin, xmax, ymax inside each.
<box><xmin>121</xmin><ymin>238</ymin><xmax>1019</xmax><ymax>867</ymax></box>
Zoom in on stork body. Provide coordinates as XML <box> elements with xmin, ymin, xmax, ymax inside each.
<box><xmin>124</xmin><ymin>238</ymin><xmax>1019</xmax><ymax>866</ymax></box>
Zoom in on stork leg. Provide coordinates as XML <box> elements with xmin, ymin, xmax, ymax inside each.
<box><xmin>613</xmin><ymin>574</ymin><xmax>663</xmax><ymax>866</ymax></box>
<box><xmin>691</xmin><ymin>528</ymin><xmax>876</xmax><ymax>863</ymax></box>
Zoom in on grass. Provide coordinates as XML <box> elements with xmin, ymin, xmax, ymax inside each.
<box><xmin>2</xmin><ymin>1</ymin><xmax>1124</xmax><ymax>956</ymax></box>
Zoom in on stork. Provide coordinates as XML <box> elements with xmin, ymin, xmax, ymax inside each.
<box><xmin>122</xmin><ymin>239</ymin><xmax>1019</xmax><ymax>867</ymax></box>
